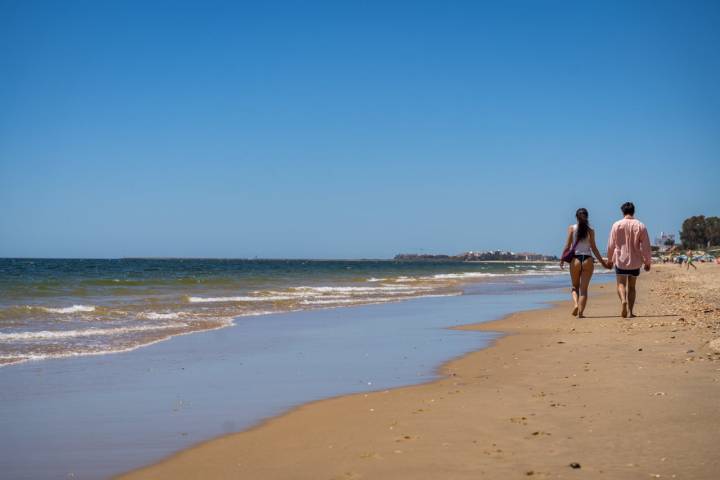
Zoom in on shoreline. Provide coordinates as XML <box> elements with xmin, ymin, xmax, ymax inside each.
<box><xmin>4</xmin><ymin>275</ymin><xmax>568</xmax><ymax>479</ymax></box>
<box><xmin>0</xmin><ymin>260</ymin><xmax>562</xmax><ymax>368</ymax></box>
<box><xmin>119</xmin><ymin>265</ymin><xmax>720</xmax><ymax>479</ymax></box>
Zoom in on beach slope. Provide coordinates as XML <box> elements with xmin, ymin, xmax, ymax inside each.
<box><xmin>119</xmin><ymin>265</ymin><xmax>720</xmax><ymax>479</ymax></box>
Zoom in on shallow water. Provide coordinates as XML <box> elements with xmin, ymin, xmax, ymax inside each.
<box><xmin>0</xmin><ymin>274</ymin><xmax>588</xmax><ymax>479</ymax></box>
<box><xmin>0</xmin><ymin>258</ymin><xmax>562</xmax><ymax>365</ymax></box>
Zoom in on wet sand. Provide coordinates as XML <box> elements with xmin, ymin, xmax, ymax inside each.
<box><xmin>120</xmin><ymin>264</ymin><xmax>720</xmax><ymax>479</ymax></box>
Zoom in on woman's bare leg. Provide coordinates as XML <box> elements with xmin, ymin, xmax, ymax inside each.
<box><xmin>616</xmin><ymin>275</ymin><xmax>628</xmax><ymax>317</ymax></box>
<box><xmin>569</xmin><ymin>258</ymin><xmax>582</xmax><ymax>316</ymax></box>
<box><xmin>577</xmin><ymin>258</ymin><xmax>594</xmax><ymax>318</ymax></box>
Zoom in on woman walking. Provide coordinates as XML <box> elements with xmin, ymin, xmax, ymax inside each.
<box><xmin>560</xmin><ymin>208</ymin><xmax>611</xmax><ymax>318</ymax></box>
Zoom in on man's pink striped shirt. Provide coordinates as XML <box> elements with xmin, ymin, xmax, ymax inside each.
<box><xmin>607</xmin><ymin>217</ymin><xmax>652</xmax><ymax>270</ymax></box>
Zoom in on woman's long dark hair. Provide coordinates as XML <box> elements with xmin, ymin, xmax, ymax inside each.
<box><xmin>576</xmin><ymin>208</ymin><xmax>590</xmax><ymax>240</ymax></box>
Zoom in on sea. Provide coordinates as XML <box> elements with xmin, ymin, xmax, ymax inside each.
<box><xmin>0</xmin><ymin>258</ymin><xmax>562</xmax><ymax>367</ymax></box>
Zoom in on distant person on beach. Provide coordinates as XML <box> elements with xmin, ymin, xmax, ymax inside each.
<box><xmin>560</xmin><ymin>208</ymin><xmax>611</xmax><ymax>318</ymax></box>
<box><xmin>607</xmin><ymin>202</ymin><xmax>652</xmax><ymax>318</ymax></box>
<box><xmin>686</xmin><ymin>251</ymin><xmax>697</xmax><ymax>270</ymax></box>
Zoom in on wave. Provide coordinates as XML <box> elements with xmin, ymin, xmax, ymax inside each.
<box><xmin>138</xmin><ymin>311</ymin><xmax>186</xmax><ymax>320</ymax></box>
<box><xmin>0</xmin><ymin>323</ymin><xmax>187</xmax><ymax>341</ymax></box>
<box><xmin>187</xmin><ymin>295</ymin><xmax>297</xmax><ymax>303</ymax></box>
<box><xmin>394</xmin><ymin>276</ymin><xmax>419</xmax><ymax>282</ymax></box>
<box><xmin>0</xmin><ymin>317</ymin><xmax>236</xmax><ymax>366</ymax></box>
<box><xmin>300</xmin><ymin>298</ymin><xmax>366</xmax><ymax>305</ymax></box>
<box><xmin>186</xmin><ymin>285</ymin><xmax>431</xmax><ymax>303</ymax></box>
<box><xmin>291</xmin><ymin>285</ymin><xmax>420</xmax><ymax>293</ymax></box>
<box><xmin>427</xmin><ymin>272</ymin><xmax>499</xmax><ymax>280</ymax></box>
<box><xmin>0</xmin><ymin>305</ymin><xmax>99</xmax><ymax>319</ymax></box>
<box><xmin>40</xmin><ymin>305</ymin><xmax>96</xmax><ymax>314</ymax></box>
<box><xmin>301</xmin><ymin>292</ymin><xmax>461</xmax><ymax>306</ymax></box>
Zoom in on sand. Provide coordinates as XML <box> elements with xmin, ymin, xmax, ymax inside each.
<box><xmin>119</xmin><ymin>264</ymin><xmax>720</xmax><ymax>479</ymax></box>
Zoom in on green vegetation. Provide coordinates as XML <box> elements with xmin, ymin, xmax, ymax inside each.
<box><xmin>680</xmin><ymin>215</ymin><xmax>720</xmax><ymax>249</ymax></box>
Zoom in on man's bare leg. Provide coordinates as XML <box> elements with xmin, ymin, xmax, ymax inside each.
<box><xmin>616</xmin><ymin>275</ymin><xmax>628</xmax><ymax>318</ymax></box>
<box><xmin>627</xmin><ymin>275</ymin><xmax>637</xmax><ymax>317</ymax></box>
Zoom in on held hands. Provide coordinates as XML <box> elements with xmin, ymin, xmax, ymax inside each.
<box><xmin>602</xmin><ymin>259</ymin><xmax>613</xmax><ymax>269</ymax></box>
<box><xmin>644</xmin><ymin>263</ymin><xmax>651</xmax><ymax>272</ymax></box>
<box><xmin>559</xmin><ymin>261</ymin><xmax>565</xmax><ymax>270</ymax></box>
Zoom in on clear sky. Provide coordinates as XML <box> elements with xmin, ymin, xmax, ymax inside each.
<box><xmin>1</xmin><ymin>1</ymin><xmax>719</xmax><ymax>259</ymax></box>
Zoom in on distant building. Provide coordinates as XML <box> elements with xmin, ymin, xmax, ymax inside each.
<box><xmin>654</xmin><ymin>232</ymin><xmax>676</xmax><ymax>252</ymax></box>
<box><xmin>515</xmin><ymin>252</ymin><xmax>546</xmax><ymax>261</ymax></box>
<box><xmin>394</xmin><ymin>250</ymin><xmax>558</xmax><ymax>262</ymax></box>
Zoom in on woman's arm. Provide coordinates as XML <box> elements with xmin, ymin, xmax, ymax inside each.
<box><xmin>563</xmin><ymin>226</ymin><xmax>573</xmax><ymax>250</ymax></box>
<box><xmin>589</xmin><ymin>229</ymin><xmax>610</xmax><ymax>268</ymax></box>
<box><xmin>560</xmin><ymin>226</ymin><xmax>574</xmax><ymax>269</ymax></box>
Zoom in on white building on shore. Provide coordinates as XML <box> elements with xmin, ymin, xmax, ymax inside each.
<box><xmin>654</xmin><ymin>232</ymin><xmax>676</xmax><ymax>252</ymax></box>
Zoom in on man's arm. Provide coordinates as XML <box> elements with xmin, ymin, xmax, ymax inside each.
<box><xmin>640</xmin><ymin>224</ymin><xmax>652</xmax><ymax>270</ymax></box>
<box><xmin>589</xmin><ymin>230</ymin><xmax>611</xmax><ymax>268</ymax></box>
<box><xmin>606</xmin><ymin>224</ymin><xmax>616</xmax><ymax>265</ymax></box>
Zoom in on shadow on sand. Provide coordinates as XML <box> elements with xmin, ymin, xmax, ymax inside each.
<box><xmin>581</xmin><ymin>313</ymin><xmax>679</xmax><ymax>319</ymax></box>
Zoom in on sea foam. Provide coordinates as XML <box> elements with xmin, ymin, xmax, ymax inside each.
<box><xmin>0</xmin><ymin>323</ymin><xmax>186</xmax><ymax>341</ymax></box>
<box><xmin>187</xmin><ymin>295</ymin><xmax>297</xmax><ymax>303</ymax></box>
<box><xmin>40</xmin><ymin>305</ymin><xmax>96</xmax><ymax>314</ymax></box>
<box><xmin>138</xmin><ymin>311</ymin><xmax>185</xmax><ymax>320</ymax></box>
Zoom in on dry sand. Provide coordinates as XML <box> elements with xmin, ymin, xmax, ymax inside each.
<box><xmin>119</xmin><ymin>264</ymin><xmax>720</xmax><ymax>479</ymax></box>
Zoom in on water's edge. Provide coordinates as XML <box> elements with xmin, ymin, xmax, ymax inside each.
<box><xmin>0</xmin><ymin>275</ymin><xmax>605</xmax><ymax>479</ymax></box>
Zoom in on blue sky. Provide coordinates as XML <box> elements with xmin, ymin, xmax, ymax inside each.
<box><xmin>1</xmin><ymin>1</ymin><xmax>719</xmax><ymax>258</ymax></box>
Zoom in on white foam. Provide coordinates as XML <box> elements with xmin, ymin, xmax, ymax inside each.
<box><xmin>427</xmin><ymin>272</ymin><xmax>498</xmax><ymax>280</ymax></box>
<box><xmin>138</xmin><ymin>311</ymin><xmax>185</xmax><ymax>320</ymax></box>
<box><xmin>187</xmin><ymin>295</ymin><xmax>296</xmax><ymax>303</ymax></box>
<box><xmin>0</xmin><ymin>323</ymin><xmax>186</xmax><ymax>341</ymax></box>
<box><xmin>0</xmin><ymin>317</ymin><xmax>238</xmax><ymax>367</ymax></box>
<box><xmin>40</xmin><ymin>305</ymin><xmax>96</xmax><ymax>314</ymax></box>
<box><xmin>301</xmin><ymin>298</ymin><xmax>365</xmax><ymax>305</ymax></box>
<box><xmin>292</xmin><ymin>285</ymin><xmax>417</xmax><ymax>293</ymax></box>
<box><xmin>301</xmin><ymin>292</ymin><xmax>461</xmax><ymax>307</ymax></box>
<box><xmin>366</xmin><ymin>277</ymin><xmax>387</xmax><ymax>282</ymax></box>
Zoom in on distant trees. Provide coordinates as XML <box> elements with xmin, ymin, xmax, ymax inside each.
<box><xmin>707</xmin><ymin>217</ymin><xmax>720</xmax><ymax>246</ymax></box>
<box><xmin>680</xmin><ymin>215</ymin><xmax>720</xmax><ymax>248</ymax></box>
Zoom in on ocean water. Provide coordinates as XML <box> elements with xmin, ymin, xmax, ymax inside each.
<box><xmin>0</xmin><ymin>258</ymin><xmax>561</xmax><ymax>366</ymax></box>
<box><xmin>0</xmin><ymin>275</ymin><xmax>575</xmax><ymax>479</ymax></box>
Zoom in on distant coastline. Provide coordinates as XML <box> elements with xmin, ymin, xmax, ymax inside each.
<box><xmin>394</xmin><ymin>250</ymin><xmax>559</xmax><ymax>262</ymax></box>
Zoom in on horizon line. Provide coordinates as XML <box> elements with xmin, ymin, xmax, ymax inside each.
<box><xmin>0</xmin><ymin>254</ymin><xmax>559</xmax><ymax>261</ymax></box>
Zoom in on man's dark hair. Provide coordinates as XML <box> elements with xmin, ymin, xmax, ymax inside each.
<box><xmin>621</xmin><ymin>202</ymin><xmax>635</xmax><ymax>216</ymax></box>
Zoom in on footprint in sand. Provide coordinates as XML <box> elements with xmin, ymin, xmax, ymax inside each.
<box><xmin>359</xmin><ymin>452</ymin><xmax>383</xmax><ymax>460</ymax></box>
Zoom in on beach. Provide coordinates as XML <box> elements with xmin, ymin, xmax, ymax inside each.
<box><xmin>120</xmin><ymin>264</ymin><xmax>720</xmax><ymax>479</ymax></box>
<box><xmin>5</xmin><ymin>1</ymin><xmax>719</xmax><ymax>478</ymax></box>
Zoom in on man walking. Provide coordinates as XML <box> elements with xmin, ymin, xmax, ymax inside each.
<box><xmin>607</xmin><ymin>202</ymin><xmax>653</xmax><ymax>318</ymax></box>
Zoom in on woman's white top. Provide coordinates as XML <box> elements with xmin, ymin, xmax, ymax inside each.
<box><xmin>572</xmin><ymin>224</ymin><xmax>593</xmax><ymax>256</ymax></box>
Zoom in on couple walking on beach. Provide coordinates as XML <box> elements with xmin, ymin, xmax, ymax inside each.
<box><xmin>560</xmin><ymin>202</ymin><xmax>652</xmax><ymax>319</ymax></box>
